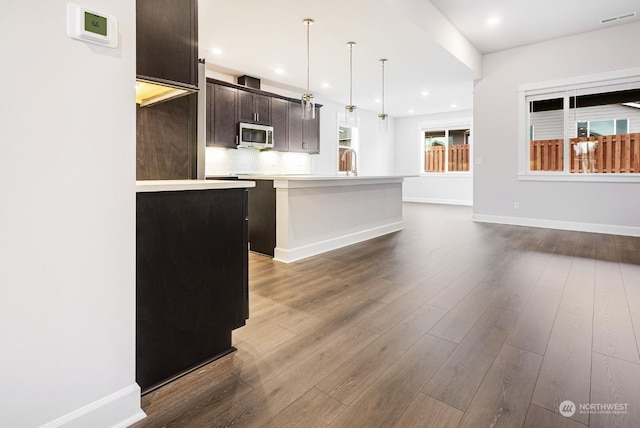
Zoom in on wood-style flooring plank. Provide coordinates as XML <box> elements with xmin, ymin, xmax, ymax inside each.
<box><xmin>200</xmin><ymin>325</ymin><xmax>378</xmax><ymax>427</ymax></box>
<box><xmin>428</xmin><ymin>277</ymin><xmax>504</xmax><ymax>343</ymax></box>
<box><xmin>132</xmin><ymin>354</ymin><xmax>254</xmax><ymax>428</ymax></box>
<box><xmin>523</xmin><ymin>404</ymin><xmax>588</xmax><ymax>428</ymax></box>
<box><xmin>259</xmin><ymin>387</ymin><xmax>346</xmax><ymax>428</ymax></box>
<box><xmin>232</xmin><ymin>297</ymin><xmax>383</xmax><ymax>388</ymax></box>
<box><xmin>423</xmin><ymin>307</ymin><xmax>518</xmax><ymax>411</ymax></box>
<box><xmin>593</xmin><ymin>290</ymin><xmax>640</xmax><ymax>364</ymax></box>
<box><xmin>590</xmin><ymin>352</ymin><xmax>640</xmax><ymax>428</ymax></box>
<box><xmin>457</xmin><ymin>344</ymin><xmax>543</xmax><ymax>428</ymax></box>
<box><xmin>536</xmin><ymin>254</ymin><xmax>573</xmax><ymax>292</ymax></box>
<box><xmin>317</xmin><ymin>303</ymin><xmax>447</xmax><ymax>405</ymax></box>
<box><xmin>426</xmin><ymin>266</ymin><xmax>491</xmax><ymax>310</ymax></box>
<box><xmin>531</xmin><ymin>310</ymin><xmax>593</xmax><ymax>426</ymax></box>
<box><xmin>392</xmin><ymin>393</ymin><xmax>463</xmax><ymax>428</ymax></box>
<box><xmin>356</xmin><ymin>279</ymin><xmax>450</xmax><ymax>334</ymax></box>
<box><xmin>506</xmin><ymin>286</ymin><xmax>563</xmax><ymax>355</ymax></box>
<box><xmin>559</xmin><ymin>257</ymin><xmax>595</xmax><ymax>317</ymax></box>
<box><xmin>327</xmin><ymin>334</ymin><xmax>456</xmax><ymax>427</ymax></box>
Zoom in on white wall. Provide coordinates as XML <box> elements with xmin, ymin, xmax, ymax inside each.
<box><xmin>205</xmin><ymin>70</ymin><xmax>395</xmax><ymax>176</ymax></box>
<box><xmin>311</xmin><ymin>97</ymin><xmax>396</xmax><ymax>176</ymax></box>
<box><xmin>395</xmin><ymin>110</ymin><xmax>473</xmax><ymax>205</ymax></box>
<box><xmin>473</xmin><ymin>21</ymin><xmax>640</xmax><ymax>234</ymax></box>
<box><xmin>0</xmin><ymin>2</ymin><xmax>143</xmax><ymax>427</ymax></box>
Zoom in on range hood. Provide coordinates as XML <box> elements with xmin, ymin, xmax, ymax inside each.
<box><xmin>135</xmin><ymin>77</ymin><xmax>198</xmax><ymax>107</ymax></box>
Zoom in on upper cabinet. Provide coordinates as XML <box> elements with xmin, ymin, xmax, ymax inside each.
<box><xmin>238</xmin><ymin>91</ymin><xmax>271</xmax><ymax>125</ymax></box>
<box><xmin>206</xmin><ymin>79</ymin><xmax>321</xmax><ymax>154</ymax></box>
<box><xmin>136</xmin><ymin>0</ymin><xmax>198</xmax><ymax>90</ymax></box>
<box><xmin>271</xmin><ymin>98</ymin><xmax>289</xmax><ymax>151</ymax></box>
<box><xmin>207</xmin><ymin>83</ymin><xmax>239</xmax><ymax>149</ymax></box>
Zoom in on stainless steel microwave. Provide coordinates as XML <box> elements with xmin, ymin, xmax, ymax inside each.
<box><xmin>238</xmin><ymin>122</ymin><xmax>274</xmax><ymax>149</ymax></box>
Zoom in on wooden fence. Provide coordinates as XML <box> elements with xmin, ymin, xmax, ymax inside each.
<box><xmin>570</xmin><ymin>133</ymin><xmax>640</xmax><ymax>173</ymax></box>
<box><xmin>530</xmin><ymin>139</ymin><xmax>563</xmax><ymax>171</ymax></box>
<box><xmin>424</xmin><ymin>145</ymin><xmax>469</xmax><ymax>172</ymax></box>
<box><xmin>530</xmin><ymin>133</ymin><xmax>640</xmax><ymax>173</ymax></box>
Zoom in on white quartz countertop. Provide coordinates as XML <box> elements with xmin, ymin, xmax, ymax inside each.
<box><xmin>234</xmin><ymin>174</ymin><xmax>411</xmax><ymax>181</ymax></box>
<box><xmin>230</xmin><ymin>175</ymin><xmax>411</xmax><ymax>189</ymax></box>
<box><xmin>136</xmin><ymin>179</ymin><xmax>255</xmax><ymax>193</ymax></box>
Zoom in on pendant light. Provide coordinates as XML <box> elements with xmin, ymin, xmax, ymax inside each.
<box><xmin>378</xmin><ymin>58</ymin><xmax>389</xmax><ymax>132</ymax></box>
<box><xmin>344</xmin><ymin>41</ymin><xmax>358</xmax><ymax>127</ymax></box>
<box><xmin>301</xmin><ymin>18</ymin><xmax>315</xmax><ymax>120</ymax></box>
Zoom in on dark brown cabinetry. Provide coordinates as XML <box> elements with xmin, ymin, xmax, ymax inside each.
<box><xmin>247</xmin><ymin>180</ymin><xmax>276</xmax><ymax>257</ymax></box>
<box><xmin>271</xmin><ymin>98</ymin><xmax>289</xmax><ymax>151</ymax></box>
<box><xmin>207</xmin><ymin>83</ymin><xmax>238</xmax><ymax>148</ymax></box>
<box><xmin>136</xmin><ymin>0</ymin><xmax>198</xmax><ymax>89</ymax></box>
<box><xmin>136</xmin><ymin>94</ymin><xmax>197</xmax><ymax>180</ymax></box>
<box><xmin>238</xmin><ymin>90</ymin><xmax>271</xmax><ymax>125</ymax></box>
<box><xmin>136</xmin><ymin>188</ymin><xmax>249</xmax><ymax>393</ymax></box>
<box><xmin>136</xmin><ymin>0</ymin><xmax>199</xmax><ymax>180</ymax></box>
<box><xmin>206</xmin><ymin>78</ymin><xmax>321</xmax><ymax>153</ymax></box>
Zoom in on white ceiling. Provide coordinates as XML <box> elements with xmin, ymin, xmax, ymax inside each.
<box><xmin>199</xmin><ymin>0</ymin><xmax>638</xmax><ymax>118</ymax></box>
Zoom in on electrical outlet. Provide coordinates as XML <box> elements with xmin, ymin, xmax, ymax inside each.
<box><xmin>475</xmin><ymin>157</ymin><xmax>483</xmax><ymax>165</ymax></box>
<box><xmin>513</xmin><ymin>202</ymin><xmax>520</xmax><ymax>209</ymax></box>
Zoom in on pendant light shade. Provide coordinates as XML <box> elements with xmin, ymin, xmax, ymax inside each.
<box><xmin>378</xmin><ymin>58</ymin><xmax>388</xmax><ymax>132</ymax></box>
<box><xmin>301</xmin><ymin>18</ymin><xmax>315</xmax><ymax>120</ymax></box>
<box><xmin>344</xmin><ymin>41</ymin><xmax>358</xmax><ymax>127</ymax></box>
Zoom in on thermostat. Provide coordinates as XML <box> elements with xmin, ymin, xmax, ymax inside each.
<box><xmin>67</xmin><ymin>3</ymin><xmax>118</xmax><ymax>48</ymax></box>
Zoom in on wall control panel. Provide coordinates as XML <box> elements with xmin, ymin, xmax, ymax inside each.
<box><xmin>67</xmin><ymin>3</ymin><xmax>118</xmax><ymax>48</ymax></box>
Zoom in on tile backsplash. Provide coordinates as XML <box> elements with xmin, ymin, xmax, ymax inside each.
<box><xmin>205</xmin><ymin>147</ymin><xmax>311</xmax><ymax>176</ymax></box>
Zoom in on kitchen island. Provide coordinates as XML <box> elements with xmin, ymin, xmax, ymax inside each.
<box><xmin>136</xmin><ymin>179</ymin><xmax>254</xmax><ymax>393</ymax></box>
<box><xmin>237</xmin><ymin>175</ymin><xmax>405</xmax><ymax>263</ymax></box>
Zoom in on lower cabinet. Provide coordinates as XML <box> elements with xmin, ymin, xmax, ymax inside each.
<box><xmin>247</xmin><ymin>180</ymin><xmax>276</xmax><ymax>257</ymax></box>
<box><xmin>136</xmin><ymin>188</ymin><xmax>248</xmax><ymax>393</ymax></box>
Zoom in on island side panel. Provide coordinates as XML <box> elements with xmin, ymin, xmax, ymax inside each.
<box><xmin>274</xmin><ymin>181</ymin><xmax>403</xmax><ymax>263</ymax></box>
<box><xmin>136</xmin><ymin>188</ymin><xmax>248</xmax><ymax>393</ymax></box>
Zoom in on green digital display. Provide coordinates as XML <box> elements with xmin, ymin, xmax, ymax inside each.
<box><xmin>84</xmin><ymin>11</ymin><xmax>107</xmax><ymax>37</ymax></box>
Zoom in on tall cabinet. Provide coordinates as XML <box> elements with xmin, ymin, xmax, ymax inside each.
<box><xmin>136</xmin><ymin>0</ymin><xmax>199</xmax><ymax>180</ymax></box>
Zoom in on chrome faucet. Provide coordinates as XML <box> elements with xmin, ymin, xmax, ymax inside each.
<box><xmin>341</xmin><ymin>148</ymin><xmax>358</xmax><ymax>176</ymax></box>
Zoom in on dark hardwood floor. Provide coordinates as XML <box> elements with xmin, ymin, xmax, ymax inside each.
<box><xmin>132</xmin><ymin>203</ymin><xmax>640</xmax><ymax>427</ymax></box>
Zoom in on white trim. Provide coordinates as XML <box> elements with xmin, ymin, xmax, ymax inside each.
<box><xmin>419</xmin><ymin>172</ymin><xmax>472</xmax><ymax>178</ymax></box>
<box><xmin>518</xmin><ymin>173</ymin><xmax>640</xmax><ymax>182</ymax></box>
<box><xmin>519</xmin><ymin>67</ymin><xmax>640</xmax><ymax>93</ymax></box>
<box><xmin>518</xmin><ymin>67</ymin><xmax>640</xmax><ymax>180</ymax></box>
<box><xmin>39</xmin><ymin>384</ymin><xmax>145</xmax><ymax>428</ymax></box>
<box><xmin>472</xmin><ymin>214</ymin><xmax>640</xmax><ymax>237</ymax></box>
<box><xmin>404</xmin><ymin>197</ymin><xmax>472</xmax><ymax>206</ymax></box>
<box><xmin>274</xmin><ymin>221</ymin><xmax>404</xmax><ymax>263</ymax></box>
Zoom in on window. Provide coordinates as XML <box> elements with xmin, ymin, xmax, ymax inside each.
<box><xmin>423</xmin><ymin>128</ymin><xmax>470</xmax><ymax>173</ymax></box>
<box><xmin>338</xmin><ymin>124</ymin><xmax>358</xmax><ymax>174</ymax></box>
<box><xmin>521</xmin><ymin>69</ymin><xmax>640</xmax><ymax>179</ymax></box>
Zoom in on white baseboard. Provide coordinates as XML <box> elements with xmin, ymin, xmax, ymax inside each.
<box><xmin>274</xmin><ymin>221</ymin><xmax>404</xmax><ymax>263</ymax></box>
<box><xmin>471</xmin><ymin>214</ymin><xmax>640</xmax><ymax>237</ymax></box>
<box><xmin>39</xmin><ymin>383</ymin><xmax>145</xmax><ymax>428</ymax></box>
<box><xmin>403</xmin><ymin>197</ymin><xmax>473</xmax><ymax>206</ymax></box>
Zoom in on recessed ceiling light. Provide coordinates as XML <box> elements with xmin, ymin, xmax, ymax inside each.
<box><xmin>421</xmin><ymin>91</ymin><xmax>430</xmax><ymax>96</ymax></box>
<box><xmin>211</xmin><ymin>47</ymin><xmax>223</xmax><ymax>55</ymax></box>
<box><xmin>486</xmin><ymin>16</ymin><xmax>500</xmax><ymax>26</ymax></box>
<box><xmin>274</xmin><ymin>68</ymin><xmax>285</xmax><ymax>74</ymax></box>
<box><xmin>450</xmin><ymin>104</ymin><xmax>457</xmax><ymax>109</ymax></box>
<box><xmin>321</xmin><ymin>82</ymin><xmax>330</xmax><ymax>88</ymax></box>
<box><xmin>375</xmin><ymin>98</ymin><xmax>381</xmax><ymax>103</ymax></box>
<box><xmin>408</xmin><ymin>109</ymin><xmax>414</xmax><ymax>114</ymax></box>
